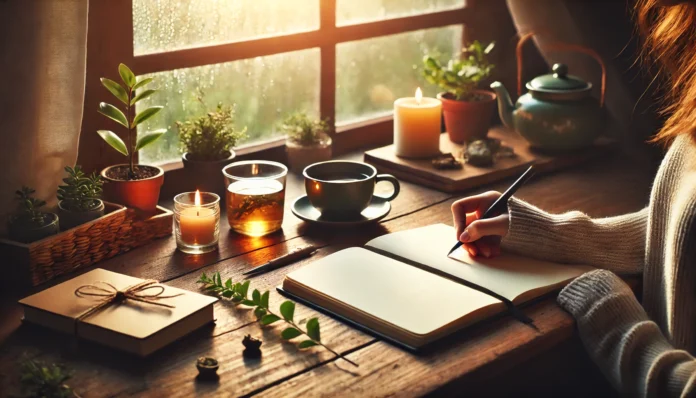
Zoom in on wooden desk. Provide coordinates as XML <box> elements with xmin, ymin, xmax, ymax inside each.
<box><xmin>0</xmin><ymin>148</ymin><xmax>656</xmax><ymax>397</ymax></box>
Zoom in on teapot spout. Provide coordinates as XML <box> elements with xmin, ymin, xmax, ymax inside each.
<box><xmin>490</xmin><ymin>82</ymin><xmax>515</xmax><ymax>129</ymax></box>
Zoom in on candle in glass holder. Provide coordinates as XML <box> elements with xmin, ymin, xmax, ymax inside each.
<box><xmin>174</xmin><ymin>190</ymin><xmax>220</xmax><ymax>254</ymax></box>
<box><xmin>394</xmin><ymin>87</ymin><xmax>442</xmax><ymax>158</ymax></box>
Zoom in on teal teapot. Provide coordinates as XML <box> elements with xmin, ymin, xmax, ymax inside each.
<box><xmin>490</xmin><ymin>35</ymin><xmax>607</xmax><ymax>152</ymax></box>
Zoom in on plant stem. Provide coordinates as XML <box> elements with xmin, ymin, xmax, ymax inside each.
<box><xmin>127</xmin><ymin>87</ymin><xmax>134</xmax><ymax>175</ymax></box>
<box><xmin>265</xmin><ymin>307</ymin><xmax>359</xmax><ymax>368</ymax></box>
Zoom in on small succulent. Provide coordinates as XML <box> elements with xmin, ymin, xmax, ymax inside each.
<box><xmin>19</xmin><ymin>356</ymin><xmax>76</xmax><ymax>398</ymax></box>
<box><xmin>13</xmin><ymin>186</ymin><xmax>48</xmax><ymax>227</ymax></box>
<box><xmin>422</xmin><ymin>40</ymin><xmax>495</xmax><ymax>101</ymax></box>
<box><xmin>281</xmin><ymin>112</ymin><xmax>332</xmax><ymax>147</ymax></box>
<box><xmin>57</xmin><ymin>166</ymin><xmax>103</xmax><ymax>212</ymax></box>
<box><xmin>178</xmin><ymin>90</ymin><xmax>247</xmax><ymax>161</ymax></box>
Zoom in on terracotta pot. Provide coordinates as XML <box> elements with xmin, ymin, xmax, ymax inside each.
<box><xmin>57</xmin><ymin>199</ymin><xmax>105</xmax><ymax>230</ymax></box>
<box><xmin>286</xmin><ymin>137</ymin><xmax>332</xmax><ymax>173</ymax></box>
<box><xmin>438</xmin><ymin>90</ymin><xmax>497</xmax><ymax>143</ymax></box>
<box><xmin>101</xmin><ymin>165</ymin><xmax>164</xmax><ymax>217</ymax></box>
<box><xmin>182</xmin><ymin>150</ymin><xmax>236</xmax><ymax>196</ymax></box>
<box><xmin>8</xmin><ymin>213</ymin><xmax>59</xmax><ymax>243</ymax></box>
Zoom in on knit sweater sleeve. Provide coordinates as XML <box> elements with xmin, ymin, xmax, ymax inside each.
<box><xmin>558</xmin><ymin>270</ymin><xmax>696</xmax><ymax>398</ymax></box>
<box><xmin>501</xmin><ymin>197</ymin><xmax>647</xmax><ymax>273</ymax></box>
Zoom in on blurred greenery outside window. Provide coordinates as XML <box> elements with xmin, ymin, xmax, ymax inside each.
<box><xmin>133</xmin><ymin>0</ymin><xmax>465</xmax><ymax>165</ymax></box>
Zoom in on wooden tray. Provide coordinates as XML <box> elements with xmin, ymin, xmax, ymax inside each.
<box><xmin>1</xmin><ymin>202</ymin><xmax>172</xmax><ymax>289</ymax></box>
<box><xmin>364</xmin><ymin>127</ymin><xmax>614</xmax><ymax>193</ymax></box>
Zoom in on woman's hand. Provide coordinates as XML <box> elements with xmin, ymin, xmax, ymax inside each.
<box><xmin>451</xmin><ymin>191</ymin><xmax>510</xmax><ymax>258</ymax></box>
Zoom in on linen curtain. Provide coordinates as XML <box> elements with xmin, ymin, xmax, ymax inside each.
<box><xmin>0</xmin><ymin>0</ymin><xmax>89</xmax><ymax>231</ymax></box>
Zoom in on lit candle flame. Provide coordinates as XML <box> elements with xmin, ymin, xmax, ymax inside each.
<box><xmin>415</xmin><ymin>87</ymin><xmax>423</xmax><ymax>105</ymax></box>
<box><xmin>194</xmin><ymin>190</ymin><xmax>201</xmax><ymax>216</ymax></box>
<box><xmin>314</xmin><ymin>182</ymin><xmax>321</xmax><ymax>191</ymax></box>
<box><xmin>251</xmin><ymin>164</ymin><xmax>259</xmax><ymax>176</ymax></box>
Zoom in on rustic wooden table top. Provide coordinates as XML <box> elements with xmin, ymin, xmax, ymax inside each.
<box><xmin>0</xmin><ymin>146</ymin><xmax>657</xmax><ymax>397</ymax></box>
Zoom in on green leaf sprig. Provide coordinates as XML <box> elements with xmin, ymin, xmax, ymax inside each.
<box><xmin>98</xmin><ymin>63</ymin><xmax>166</xmax><ymax>176</ymax></box>
<box><xmin>19</xmin><ymin>356</ymin><xmax>78</xmax><ymax>398</ymax></box>
<box><xmin>197</xmin><ymin>272</ymin><xmax>358</xmax><ymax>367</ymax></box>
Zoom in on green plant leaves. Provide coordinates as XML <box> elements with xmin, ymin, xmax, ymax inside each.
<box><xmin>280</xmin><ymin>301</ymin><xmax>295</xmax><ymax>321</ymax></box>
<box><xmin>254</xmin><ymin>307</ymin><xmax>266</xmax><ymax>319</ymax></box>
<box><xmin>132</xmin><ymin>106</ymin><xmax>163</xmax><ymax>127</ymax></box>
<box><xmin>135</xmin><ymin>129</ymin><xmax>166</xmax><ymax>152</ymax></box>
<box><xmin>298</xmin><ymin>340</ymin><xmax>319</xmax><ymax>349</ymax></box>
<box><xmin>133</xmin><ymin>77</ymin><xmax>154</xmax><ymax>91</ymax></box>
<box><xmin>306</xmin><ymin>318</ymin><xmax>320</xmax><ymax>341</ymax></box>
<box><xmin>131</xmin><ymin>89</ymin><xmax>156</xmax><ymax>106</ymax></box>
<box><xmin>252</xmin><ymin>289</ymin><xmax>261</xmax><ymax>305</ymax></box>
<box><xmin>100</xmin><ymin>78</ymin><xmax>128</xmax><ymax>105</ymax></box>
<box><xmin>98</xmin><ymin>102</ymin><xmax>129</xmax><ymax>128</ymax></box>
<box><xmin>261</xmin><ymin>291</ymin><xmax>270</xmax><ymax>308</ymax></box>
<box><xmin>97</xmin><ymin>130</ymin><xmax>128</xmax><ymax>156</ymax></box>
<box><xmin>261</xmin><ymin>314</ymin><xmax>281</xmax><ymax>325</ymax></box>
<box><xmin>119</xmin><ymin>63</ymin><xmax>136</xmax><ymax>88</ymax></box>
<box><xmin>281</xmin><ymin>327</ymin><xmax>302</xmax><ymax>340</ymax></box>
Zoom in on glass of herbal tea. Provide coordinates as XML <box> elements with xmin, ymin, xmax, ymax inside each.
<box><xmin>222</xmin><ymin>160</ymin><xmax>288</xmax><ymax>237</ymax></box>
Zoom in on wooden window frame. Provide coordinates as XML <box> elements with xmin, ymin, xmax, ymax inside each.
<box><xmin>78</xmin><ymin>0</ymin><xmax>482</xmax><ymax>172</ymax></box>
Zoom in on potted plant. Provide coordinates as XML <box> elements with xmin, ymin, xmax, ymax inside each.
<box><xmin>8</xmin><ymin>187</ymin><xmax>59</xmax><ymax>243</ymax></box>
<box><xmin>422</xmin><ymin>40</ymin><xmax>496</xmax><ymax>143</ymax></box>
<box><xmin>178</xmin><ymin>93</ymin><xmax>247</xmax><ymax>194</ymax></box>
<box><xmin>281</xmin><ymin>112</ymin><xmax>332</xmax><ymax>173</ymax></box>
<box><xmin>97</xmin><ymin>63</ymin><xmax>167</xmax><ymax>215</ymax></box>
<box><xmin>56</xmin><ymin>166</ymin><xmax>105</xmax><ymax>230</ymax></box>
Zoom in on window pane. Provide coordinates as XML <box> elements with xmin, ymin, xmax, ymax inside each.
<box><xmin>137</xmin><ymin>49</ymin><xmax>320</xmax><ymax>165</ymax></box>
<box><xmin>133</xmin><ymin>0</ymin><xmax>319</xmax><ymax>55</ymax></box>
<box><xmin>336</xmin><ymin>25</ymin><xmax>462</xmax><ymax>125</ymax></box>
<box><xmin>337</xmin><ymin>0</ymin><xmax>465</xmax><ymax>26</ymax></box>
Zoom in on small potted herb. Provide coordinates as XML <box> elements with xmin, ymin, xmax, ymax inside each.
<box><xmin>56</xmin><ymin>166</ymin><xmax>105</xmax><ymax>230</ymax></box>
<box><xmin>97</xmin><ymin>63</ymin><xmax>167</xmax><ymax>216</ymax></box>
<box><xmin>8</xmin><ymin>187</ymin><xmax>59</xmax><ymax>243</ymax></box>
<box><xmin>281</xmin><ymin>112</ymin><xmax>332</xmax><ymax>173</ymax></box>
<box><xmin>178</xmin><ymin>93</ymin><xmax>247</xmax><ymax>194</ymax></box>
<box><xmin>422</xmin><ymin>40</ymin><xmax>496</xmax><ymax>143</ymax></box>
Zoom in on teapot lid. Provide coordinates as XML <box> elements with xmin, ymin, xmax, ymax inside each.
<box><xmin>528</xmin><ymin>63</ymin><xmax>591</xmax><ymax>93</ymax></box>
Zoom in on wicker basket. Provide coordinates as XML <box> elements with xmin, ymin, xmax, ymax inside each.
<box><xmin>1</xmin><ymin>202</ymin><xmax>172</xmax><ymax>289</ymax></box>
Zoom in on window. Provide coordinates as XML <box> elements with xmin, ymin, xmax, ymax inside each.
<box><xmin>84</xmin><ymin>1</ymin><xmax>472</xmax><ymax>167</ymax></box>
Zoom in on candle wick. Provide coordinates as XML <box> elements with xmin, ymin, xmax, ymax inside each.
<box><xmin>197</xmin><ymin>210</ymin><xmax>199</xmax><ymax>217</ymax></box>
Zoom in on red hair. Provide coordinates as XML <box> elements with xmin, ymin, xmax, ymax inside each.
<box><xmin>637</xmin><ymin>0</ymin><xmax>696</xmax><ymax>143</ymax></box>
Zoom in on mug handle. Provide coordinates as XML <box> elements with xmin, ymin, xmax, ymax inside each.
<box><xmin>374</xmin><ymin>174</ymin><xmax>400</xmax><ymax>202</ymax></box>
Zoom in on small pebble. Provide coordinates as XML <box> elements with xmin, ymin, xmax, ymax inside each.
<box><xmin>243</xmin><ymin>334</ymin><xmax>262</xmax><ymax>359</ymax></box>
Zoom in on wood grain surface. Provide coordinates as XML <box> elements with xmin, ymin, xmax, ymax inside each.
<box><xmin>0</xmin><ymin>144</ymin><xmax>657</xmax><ymax>397</ymax></box>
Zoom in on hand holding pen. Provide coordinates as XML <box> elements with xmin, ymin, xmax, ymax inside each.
<box><xmin>449</xmin><ymin>165</ymin><xmax>535</xmax><ymax>258</ymax></box>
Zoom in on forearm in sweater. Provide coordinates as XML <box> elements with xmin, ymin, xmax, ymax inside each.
<box><xmin>558</xmin><ymin>270</ymin><xmax>696</xmax><ymax>398</ymax></box>
<box><xmin>501</xmin><ymin>197</ymin><xmax>647</xmax><ymax>273</ymax></box>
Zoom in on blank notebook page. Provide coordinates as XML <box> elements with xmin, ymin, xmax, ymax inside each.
<box><xmin>366</xmin><ymin>224</ymin><xmax>594</xmax><ymax>302</ymax></box>
<box><xmin>285</xmin><ymin>247</ymin><xmax>499</xmax><ymax>336</ymax></box>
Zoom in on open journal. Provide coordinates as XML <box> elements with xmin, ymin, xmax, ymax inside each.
<box><xmin>281</xmin><ymin>224</ymin><xmax>594</xmax><ymax>350</ymax></box>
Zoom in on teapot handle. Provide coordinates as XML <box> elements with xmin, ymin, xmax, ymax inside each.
<box><xmin>516</xmin><ymin>32</ymin><xmax>606</xmax><ymax>107</ymax></box>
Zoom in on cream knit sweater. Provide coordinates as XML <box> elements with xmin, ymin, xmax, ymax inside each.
<box><xmin>501</xmin><ymin>134</ymin><xmax>696</xmax><ymax>397</ymax></box>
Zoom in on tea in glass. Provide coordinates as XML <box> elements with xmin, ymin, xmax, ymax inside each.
<box><xmin>223</xmin><ymin>161</ymin><xmax>287</xmax><ymax>237</ymax></box>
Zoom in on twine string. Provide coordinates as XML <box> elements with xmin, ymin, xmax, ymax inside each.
<box><xmin>74</xmin><ymin>280</ymin><xmax>183</xmax><ymax>324</ymax></box>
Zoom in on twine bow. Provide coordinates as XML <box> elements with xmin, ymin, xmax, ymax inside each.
<box><xmin>74</xmin><ymin>280</ymin><xmax>183</xmax><ymax>323</ymax></box>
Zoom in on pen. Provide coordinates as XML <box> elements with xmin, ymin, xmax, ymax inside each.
<box><xmin>243</xmin><ymin>245</ymin><xmax>317</xmax><ymax>276</ymax></box>
<box><xmin>447</xmin><ymin>165</ymin><xmax>535</xmax><ymax>256</ymax></box>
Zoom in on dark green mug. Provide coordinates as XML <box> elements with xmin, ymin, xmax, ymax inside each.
<box><xmin>303</xmin><ymin>161</ymin><xmax>400</xmax><ymax>217</ymax></box>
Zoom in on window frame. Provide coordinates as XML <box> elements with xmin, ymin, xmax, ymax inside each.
<box><xmin>78</xmin><ymin>0</ymin><xmax>478</xmax><ymax>172</ymax></box>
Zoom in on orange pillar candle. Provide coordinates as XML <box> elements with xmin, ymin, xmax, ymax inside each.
<box><xmin>179</xmin><ymin>190</ymin><xmax>216</xmax><ymax>245</ymax></box>
<box><xmin>394</xmin><ymin>87</ymin><xmax>442</xmax><ymax>158</ymax></box>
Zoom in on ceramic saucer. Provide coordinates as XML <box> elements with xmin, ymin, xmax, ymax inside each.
<box><xmin>291</xmin><ymin>195</ymin><xmax>391</xmax><ymax>226</ymax></box>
